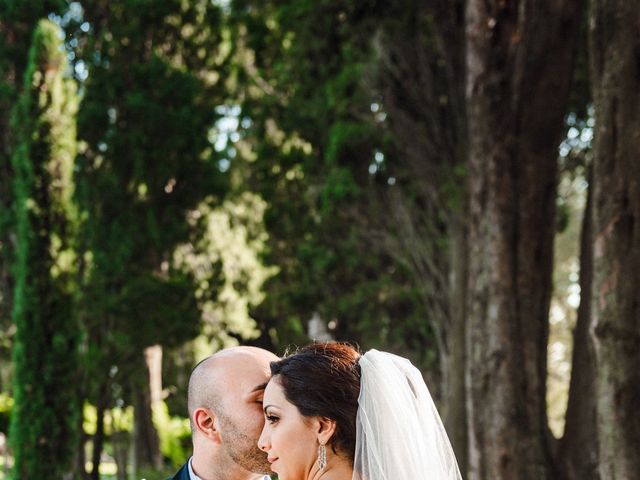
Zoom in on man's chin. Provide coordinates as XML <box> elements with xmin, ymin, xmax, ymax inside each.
<box><xmin>246</xmin><ymin>460</ymin><xmax>272</xmax><ymax>475</ymax></box>
<box><xmin>234</xmin><ymin>452</ymin><xmax>272</xmax><ymax>475</ymax></box>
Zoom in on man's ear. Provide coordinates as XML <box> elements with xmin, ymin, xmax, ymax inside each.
<box><xmin>316</xmin><ymin>416</ymin><xmax>337</xmax><ymax>446</ymax></box>
<box><xmin>194</xmin><ymin>408</ymin><xmax>222</xmax><ymax>444</ymax></box>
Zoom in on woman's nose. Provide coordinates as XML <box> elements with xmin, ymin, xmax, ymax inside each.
<box><xmin>257</xmin><ymin>429</ymin><xmax>269</xmax><ymax>451</ymax></box>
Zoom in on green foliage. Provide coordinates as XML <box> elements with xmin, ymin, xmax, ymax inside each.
<box><xmin>0</xmin><ymin>393</ymin><xmax>12</xmax><ymax>434</ymax></box>
<box><xmin>230</xmin><ymin>0</ymin><xmax>437</xmax><ymax>366</ymax></box>
<box><xmin>0</xmin><ymin>1</ymin><xmax>463</xmax><ymax>472</ymax></box>
<box><xmin>73</xmin><ymin>0</ymin><xmax>229</xmax><ymax>371</ymax></box>
<box><xmin>0</xmin><ymin>0</ymin><xmax>70</xmax><ymax>376</ymax></box>
<box><xmin>153</xmin><ymin>402</ymin><xmax>191</xmax><ymax>469</ymax></box>
<box><xmin>135</xmin><ymin>467</ymin><xmax>174</xmax><ymax>480</ymax></box>
<box><xmin>173</xmin><ymin>192</ymin><xmax>278</xmax><ymax>347</ymax></box>
<box><xmin>83</xmin><ymin>403</ymin><xmax>134</xmax><ymax>436</ymax></box>
<box><xmin>82</xmin><ymin>401</ymin><xmax>189</xmax><ymax>469</ymax></box>
<box><xmin>8</xmin><ymin>18</ymin><xmax>80</xmax><ymax>479</ymax></box>
<box><xmin>69</xmin><ymin>0</ymin><xmax>236</xmax><ymax>470</ymax></box>
<box><xmin>117</xmin><ymin>274</ymin><xmax>202</xmax><ymax>349</ymax></box>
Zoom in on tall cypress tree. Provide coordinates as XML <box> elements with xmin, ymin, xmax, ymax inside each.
<box><xmin>0</xmin><ymin>0</ymin><xmax>69</xmax><ymax>382</ymax></box>
<box><xmin>9</xmin><ymin>19</ymin><xmax>80</xmax><ymax>478</ymax></box>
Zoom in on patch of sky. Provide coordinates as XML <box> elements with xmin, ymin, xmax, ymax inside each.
<box><xmin>580</xmin><ymin>128</ymin><xmax>593</xmax><ymax>143</ymax></box>
<box><xmin>74</xmin><ymin>60</ymin><xmax>88</xmax><ymax>81</ymax></box>
<box><xmin>370</xmin><ymin>101</ymin><xmax>387</xmax><ymax>122</ymax></box>
<box><xmin>212</xmin><ymin>105</ymin><xmax>241</xmax><ymax>154</ymax></box>
<box><xmin>215</xmin><ymin>105</ymin><xmax>241</xmax><ymax>117</ymax></box>
<box><xmin>369</xmin><ymin>150</ymin><xmax>386</xmax><ymax>175</ymax></box>
<box><xmin>559</xmin><ymin>106</ymin><xmax>594</xmax><ymax>158</ymax></box>
<box><xmin>218</xmin><ymin>159</ymin><xmax>231</xmax><ymax>172</ymax></box>
<box><xmin>567</xmin><ymin>283</ymin><xmax>580</xmax><ymax>309</ymax></box>
<box><xmin>49</xmin><ymin>2</ymin><xmax>83</xmax><ymax>28</ymax></box>
<box><xmin>211</xmin><ymin>0</ymin><xmax>232</xmax><ymax>13</ymax></box>
<box><xmin>567</xmin><ymin>127</ymin><xmax>579</xmax><ymax>140</ymax></box>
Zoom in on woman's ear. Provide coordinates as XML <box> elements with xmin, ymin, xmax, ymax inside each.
<box><xmin>194</xmin><ymin>408</ymin><xmax>222</xmax><ymax>444</ymax></box>
<box><xmin>317</xmin><ymin>416</ymin><xmax>337</xmax><ymax>445</ymax></box>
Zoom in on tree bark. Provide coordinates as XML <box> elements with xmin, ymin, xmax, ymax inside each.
<box><xmin>589</xmin><ymin>1</ymin><xmax>640</xmax><ymax>477</ymax></box>
<box><xmin>76</xmin><ymin>417</ymin><xmax>90</xmax><ymax>480</ymax></box>
<box><xmin>133</xmin><ymin>351</ymin><xmax>163</xmax><ymax>473</ymax></box>
<box><xmin>112</xmin><ymin>430</ymin><xmax>129</xmax><ymax>480</ymax></box>
<box><xmin>465</xmin><ymin>1</ymin><xmax>581</xmax><ymax>478</ymax></box>
<box><xmin>90</xmin><ymin>396</ymin><xmax>106</xmax><ymax>480</ymax></box>
<box><xmin>447</xmin><ymin>217</ymin><xmax>469</xmax><ymax>476</ymax></box>
<box><xmin>558</xmin><ymin>166</ymin><xmax>599</xmax><ymax>479</ymax></box>
<box><xmin>145</xmin><ymin>345</ymin><xmax>163</xmax><ymax>405</ymax></box>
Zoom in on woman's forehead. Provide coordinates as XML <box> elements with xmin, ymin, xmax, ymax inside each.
<box><xmin>263</xmin><ymin>376</ymin><xmax>286</xmax><ymax>400</ymax></box>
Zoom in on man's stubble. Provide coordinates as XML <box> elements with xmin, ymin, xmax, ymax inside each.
<box><xmin>218</xmin><ymin>412</ymin><xmax>271</xmax><ymax>474</ymax></box>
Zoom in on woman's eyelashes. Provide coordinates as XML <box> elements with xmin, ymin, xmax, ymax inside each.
<box><xmin>265</xmin><ymin>412</ymin><xmax>280</xmax><ymax>424</ymax></box>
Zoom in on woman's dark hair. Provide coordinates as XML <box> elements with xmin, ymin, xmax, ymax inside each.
<box><xmin>270</xmin><ymin>342</ymin><xmax>361</xmax><ymax>461</ymax></box>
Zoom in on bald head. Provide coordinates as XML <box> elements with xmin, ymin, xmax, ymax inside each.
<box><xmin>188</xmin><ymin>346</ymin><xmax>278</xmax><ymax>428</ymax></box>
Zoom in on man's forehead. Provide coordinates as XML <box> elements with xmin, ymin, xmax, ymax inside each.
<box><xmin>217</xmin><ymin>373</ymin><xmax>268</xmax><ymax>408</ymax></box>
<box><xmin>213</xmin><ymin>356</ymin><xmax>270</xmax><ymax>387</ymax></box>
<box><xmin>214</xmin><ymin>347</ymin><xmax>274</xmax><ymax>367</ymax></box>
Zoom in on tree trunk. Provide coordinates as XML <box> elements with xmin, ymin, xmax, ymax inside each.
<box><xmin>589</xmin><ymin>1</ymin><xmax>640</xmax><ymax>477</ymax></box>
<box><xmin>447</xmin><ymin>217</ymin><xmax>469</xmax><ymax>476</ymax></box>
<box><xmin>558</xmin><ymin>166</ymin><xmax>599</xmax><ymax>479</ymax></box>
<box><xmin>91</xmin><ymin>396</ymin><xmax>106</xmax><ymax>480</ymax></box>
<box><xmin>133</xmin><ymin>351</ymin><xmax>163</xmax><ymax>473</ymax></box>
<box><xmin>145</xmin><ymin>345</ymin><xmax>163</xmax><ymax>405</ymax></box>
<box><xmin>112</xmin><ymin>430</ymin><xmax>130</xmax><ymax>480</ymax></box>
<box><xmin>76</xmin><ymin>415</ymin><xmax>89</xmax><ymax>480</ymax></box>
<box><xmin>465</xmin><ymin>1</ymin><xmax>581</xmax><ymax>478</ymax></box>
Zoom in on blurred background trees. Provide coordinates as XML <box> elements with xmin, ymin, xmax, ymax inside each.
<box><xmin>0</xmin><ymin>0</ymin><xmax>638</xmax><ymax>479</ymax></box>
<box><xmin>9</xmin><ymin>19</ymin><xmax>80</xmax><ymax>478</ymax></box>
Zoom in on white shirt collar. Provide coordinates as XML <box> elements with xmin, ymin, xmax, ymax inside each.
<box><xmin>187</xmin><ymin>456</ymin><xmax>271</xmax><ymax>480</ymax></box>
<box><xmin>187</xmin><ymin>457</ymin><xmax>202</xmax><ymax>480</ymax></box>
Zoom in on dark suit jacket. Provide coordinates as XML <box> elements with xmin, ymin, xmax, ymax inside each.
<box><xmin>169</xmin><ymin>463</ymin><xmax>190</xmax><ymax>480</ymax></box>
<box><xmin>169</xmin><ymin>461</ymin><xmax>271</xmax><ymax>480</ymax></box>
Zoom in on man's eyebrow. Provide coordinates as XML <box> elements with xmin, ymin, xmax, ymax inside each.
<box><xmin>252</xmin><ymin>382</ymin><xmax>269</xmax><ymax>392</ymax></box>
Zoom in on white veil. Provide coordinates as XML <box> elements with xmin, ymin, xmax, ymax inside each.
<box><xmin>353</xmin><ymin>350</ymin><xmax>462</xmax><ymax>480</ymax></box>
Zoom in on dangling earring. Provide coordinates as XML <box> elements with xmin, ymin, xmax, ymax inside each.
<box><xmin>317</xmin><ymin>442</ymin><xmax>327</xmax><ymax>470</ymax></box>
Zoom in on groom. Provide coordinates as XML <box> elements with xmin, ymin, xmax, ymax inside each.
<box><xmin>170</xmin><ymin>346</ymin><xmax>278</xmax><ymax>480</ymax></box>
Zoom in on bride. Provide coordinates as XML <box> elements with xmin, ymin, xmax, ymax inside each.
<box><xmin>257</xmin><ymin>342</ymin><xmax>462</xmax><ymax>480</ymax></box>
